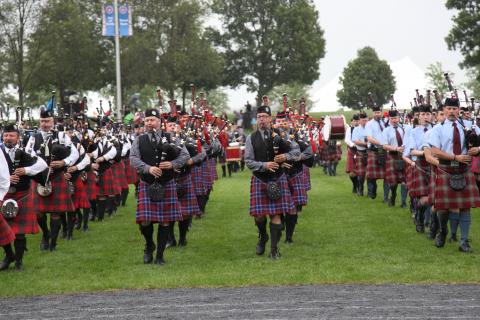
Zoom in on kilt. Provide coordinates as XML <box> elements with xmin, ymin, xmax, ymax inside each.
<box><xmin>86</xmin><ymin>171</ymin><xmax>99</xmax><ymax>200</ymax></box>
<box><xmin>366</xmin><ymin>151</ymin><xmax>385</xmax><ymax>180</ymax></box>
<box><xmin>124</xmin><ymin>158</ymin><xmax>138</xmax><ymax>185</ymax></box>
<box><xmin>433</xmin><ymin>164</ymin><xmax>480</xmax><ymax>210</ymax></box>
<box><xmin>33</xmin><ymin>170</ymin><xmax>75</xmax><ymax>213</ymax></box>
<box><xmin>336</xmin><ymin>145</ymin><xmax>342</xmax><ymax>161</ymax></box>
<box><xmin>177</xmin><ymin>175</ymin><xmax>200</xmax><ymax>217</ymax></box>
<box><xmin>471</xmin><ymin>156</ymin><xmax>480</xmax><ymax>174</ymax></box>
<box><xmin>98</xmin><ymin>167</ymin><xmax>117</xmax><ymax>197</ymax></box>
<box><xmin>191</xmin><ymin>165</ymin><xmax>207</xmax><ymax>196</ymax></box>
<box><xmin>288</xmin><ymin>172</ymin><xmax>308</xmax><ymax>207</ymax></box>
<box><xmin>303</xmin><ymin>165</ymin><xmax>311</xmax><ymax>191</ymax></box>
<box><xmin>3</xmin><ymin>189</ymin><xmax>38</xmax><ymax>235</ymax></box>
<box><xmin>428</xmin><ymin>166</ymin><xmax>436</xmax><ymax>206</ymax></box>
<box><xmin>249</xmin><ymin>174</ymin><xmax>295</xmax><ymax>217</ymax></box>
<box><xmin>202</xmin><ymin>161</ymin><xmax>213</xmax><ymax>191</ymax></box>
<box><xmin>117</xmin><ymin>161</ymin><xmax>129</xmax><ymax>190</ymax></box>
<box><xmin>72</xmin><ymin>178</ymin><xmax>90</xmax><ymax>210</ymax></box>
<box><xmin>354</xmin><ymin>151</ymin><xmax>367</xmax><ymax>178</ymax></box>
<box><xmin>111</xmin><ymin>162</ymin><xmax>126</xmax><ymax>194</ymax></box>
<box><xmin>409</xmin><ymin>159</ymin><xmax>430</xmax><ymax>198</ymax></box>
<box><xmin>384</xmin><ymin>153</ymin><xmax>405</xmax><ymax>185</ymax></box>
<box><xmin>325</xmin><ymin>147</ymin><xmax>337</xmax><ymax>162</ymax></box>
<box><xmin>405</xmin><ymin>164</ymin><xmax>414</xmax><ymax>191</ymax></box>
<box><xmin>136</xmin><ymin>180</ymin><xmax>182</xmax><ymax>224</ymax></box>
<box><xmin>209</xmin><ymin>157</ymin><xmax>218</xmax><ymax>181</ymax></box>
<box><xmin>0</xmin><ymin>214</ymin><xmax>15</xmax><ymax>246</ymax></box>
<box><xmin>345</xmin><ymin>148</ymin><xmax>356</xmax><ymax>173</ymax></box>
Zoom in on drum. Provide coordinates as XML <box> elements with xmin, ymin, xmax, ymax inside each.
<box><xmin>226</xmin><ymin>146</ymin><xmax>241</xmax><ymax>162</ymax></box>
<box><xmin>323</xmin><ymin>115</ymin><xmax>346</xmax><ymax>141</ymax></box>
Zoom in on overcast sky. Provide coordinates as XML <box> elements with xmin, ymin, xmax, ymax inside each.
<box><xmin>227</xmin><ymin>0</ymin><xmax>465</xmax><ymax>110</ymax></box>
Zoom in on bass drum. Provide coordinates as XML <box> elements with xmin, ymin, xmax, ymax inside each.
<box><xmin>323</xmin><ymin>115</ymin><xmax>346</xmax><ymax>141</ymax></box>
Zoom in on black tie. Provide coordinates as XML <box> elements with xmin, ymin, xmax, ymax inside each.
<box><xmin>150</xmin><ymin>132</ymin><xmax>158</xmax><ymax>145</ymax></box>
<box><xmin>263</xmin><ymin>130</ymin><xmax>269</xmax><ymax>141</ymax></box>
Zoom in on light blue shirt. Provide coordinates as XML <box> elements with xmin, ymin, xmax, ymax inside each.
<box><xmin>403</xmin><ymin>125</ymin><xmax>431</xmax><ymax>159</ymax></box>
<box><xmin>380</xmin><ymin>125</ymin><xmax>405</xmax><ymax>147</ymax></box>
<box><xmin>352</xmin><ymin>125</ymin><xmax>368</xmax><ymax>151</ymax></box>
<box><xmin>365</xmin><ymin>118</ymin><xmax>385</xmax><ymax>144</ymax></box>
<box><xmin>428</xmin><ymin>119</ymin><xmax>467</xmax><ymax>154</ymax></box>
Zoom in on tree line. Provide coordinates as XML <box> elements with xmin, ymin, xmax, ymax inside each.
<box><xmin>0</xmin><ymin>0</ymin><xmax>325</xmax><ymax>114</ymax></box>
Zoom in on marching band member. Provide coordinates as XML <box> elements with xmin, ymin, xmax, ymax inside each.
<box><xmin>1</xmin><ymin>124</ymin><xmax>48</xmax><ymax>270</ymax></box>
<box><xmin>244</xmin><ymin>104</ymin><xmax>296</xmax><ymax>259</ymax></box>
<box><xmin>26</xmin><ymin>109</ymin><xmax>79</xmax><ymax>252</ymax></box>
<box><xmin>130</xmin><ymin>108</ymin><xmax>189</xmax><ymax>265</ymax></box>
<box><xmin>428</xmin><ymin>97</ymin><xmax>480</xmax><ymax>252</ymax></box>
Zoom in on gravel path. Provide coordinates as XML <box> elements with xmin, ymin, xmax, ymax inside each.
<box><xmin>1</xmin><ymin>285</ymin><xmax>480</xmax><ymax>319</ymax></box>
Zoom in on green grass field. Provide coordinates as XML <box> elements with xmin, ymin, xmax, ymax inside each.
<box><xmin>1</xmin><ymin>162</ymin><xmax>480</xmax><ymax>297</ymax></box>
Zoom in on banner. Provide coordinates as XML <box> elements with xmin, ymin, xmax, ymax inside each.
<box><xmin>102</xmin><ymin>3</ymin><xmax>132</xmax><ymax>37</ymax></box>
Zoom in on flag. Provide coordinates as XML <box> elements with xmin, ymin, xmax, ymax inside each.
<box><xmin>46</xmin><ymin>97</ymin><xmax>55</xmax><ymax>112</ymax></box>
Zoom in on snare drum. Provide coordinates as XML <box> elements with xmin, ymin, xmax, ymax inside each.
<box><xmin>226</xmin><ymin>146</ymin><xmax>241</xmax><ymax>162</ymax></box>
<box><xmin>323</xmin><ymin>115</ymin><xmax>346</xmax><ymax>141</ymax></box>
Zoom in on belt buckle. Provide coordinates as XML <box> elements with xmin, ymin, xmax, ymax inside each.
<box><xmin>451</xmin><ymin>160</ymin><xmax>459</xmax><ymax>168</ymax></box>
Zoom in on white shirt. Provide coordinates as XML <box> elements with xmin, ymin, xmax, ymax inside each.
<box><xmin>0</xmin><ymin>151</ymin><xmax>10</xmax><ymax>201</ymax></box>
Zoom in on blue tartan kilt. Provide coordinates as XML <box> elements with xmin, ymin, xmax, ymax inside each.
<box><xmin>191</xmin><ymin>165</ymin><xmax>207</xmax><ymax>196</ymax></box>
<box><xmin>136</xmin><ymin>180</ymin><xmax>182</xmax><ymax>224</ymax></box>
<box><xmin>177</xmin><ymin>174</ymin><xmax>200</xmax><ymax>217</ymax></box>
<box><xmin>202</xmin><ymin>161</ymin><xmax>212</xmax><ymax>191</ymax></box>
<box><xmin>303</xmin><ymin>165</ymin><xmax>311</xmax><ymax>191</ymax></box>
<box><xmin>249</xmin><ymin>174</ymin><xmax>295</xmax><ymax>217</ymax></box>
<box><xmin>288</xmin><ymin>171</ymin><xmax>308</xmax><ymax>207</ymax></box>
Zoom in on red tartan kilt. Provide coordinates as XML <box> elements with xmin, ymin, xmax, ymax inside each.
<box><xmin>471</xmin><ymin>156</ymin><xmax>480</xmax><ymax>174</ymax></box>
<box><xmin>136</xmin><ymin>180</ymin><xmax>182</xmax><ymax>224</ymax></box>
<box><xmin>124</xmin><ymin>159</ymin><xmax>138</xmax><ymax>184</ymax></box>
<box><xmin>72</xmin><ymin>178</ymin><xmax>90</xmax><ymax>209</ymax></box>
<box><xmin>117</xmin><ymin>161</ymin><xmax>129</xmax><ymax>189</ymax></box>
<box><xmin>249</xmin><ymin>174</ymin><xmax>295</xmax><ymax>217</ymax></box>
<box><xmin>110</xmin><ymin>162</ymin><xmax>126</xmax><ymax>194</ymax></box>
<box><xmin>433</xmin><ymin>165</ymin><xmax>480</xmax><ymax>210</ymax></box>
<box><xmin>366</xmin><ymin>151</ymin><xmax>385</xmax><ymax>180</ymax></box>
<box><xmin>345</xmin><ymin>148</ymin><xmax>356</xmax><ymax>173</ymax></box>
<box><xmin>177</xmin><ymin>174</ymin><xmax>200</xmax><ymax>217</ymax></box>
<box><xmin>288</xmin><ymin>172</ymin><xmax>308</xmax><ymax>207</ymax></box>
<box><xmin>326</xmin><ymin>148</ymin><xmax>337</xmax><ymax>162</ymax></box>
<box><xmin>86</xmin><ymin>171</ymin><xmax>99</xmax><ymax>200</ymax></box>
<box><xmin>428</xmin><ymin>166</ymin><xmax>436</xmax><ymax>206</ymax></box>
<box><xmin>405</xmin><ymin>165</ymin><xmax>413</xmax><ymax>190</ymax></box>
<box><xmin>336</xmin><ymin>145</ymin><xmax>342</xmax><ymax>161</ymax></box>
<box><xmin>98</xmin><ymin>167</ymin><xmax>117</xmax><ymax>197</ymax></box>
<box><xmin>384</xmin><ymin>154</ymin><xmax>405</xmax><ymax>185</ymax></box>
<box><xmin>409</xmin><ymin>161</ymin><xmax>430</xmax><ymax>198</ymax></box>
<box><xmin>319</xmin><ymin>148</ymin><xmax>326</xmax><ymax>161</ymax></box>
<box><xmin>3</xmin><ymin>189</ymin><xmax>38</xmax><ymax>235</ymax></box>
<box><xmin>354</xmin><ymin>151</ymin><xmax>367</xmax><ymax>178</ymax></box>
<box><xmin>33</xmin><ymin>171</ymin><xmax>75</xmax><ymax>213</ymax></box>
<box><xmin>0</xmin><ymin>213</ymin><xmax>15</xmax><ymax>246</ymax></box>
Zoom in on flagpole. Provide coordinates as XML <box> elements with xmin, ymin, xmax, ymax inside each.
<box><xmin>114</xmin><ymin>0</ymin><xmax>122</xmax><ymax>120</ymax></box>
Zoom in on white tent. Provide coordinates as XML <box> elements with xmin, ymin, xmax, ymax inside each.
<box><xmin>310</xmin><ymin>56</ymin><xmax>429</xmax><ymax>112</ymax></box>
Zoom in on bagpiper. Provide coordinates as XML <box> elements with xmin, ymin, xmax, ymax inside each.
<box><xmin>244</xmin><ymin>102</ymin><xmax>297</xmax><ymax>259</ymax></box>
<box><xmin>129</xmin><ymin>108</ymin><xmax>190</xmax><ymax>265</ymax></box>
<box><xmin>428</xmin><ymin>97</ymin><xmax>480</xmax><ymax>252</ymax></box>
<box><xmin>1</xmin><ymin>124</ymin><xmax>48</xmax><ymax>270</ymax></box>
<box><xmin>26</xmin><ymin>108</ymin><xmax>79</xmax><ymax>252</ymax></box>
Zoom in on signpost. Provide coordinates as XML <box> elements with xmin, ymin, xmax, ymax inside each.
<box><xmin>102</xmin><ymin>2</ymin><xmax>132</xmax><ymax>119</ymax></box>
